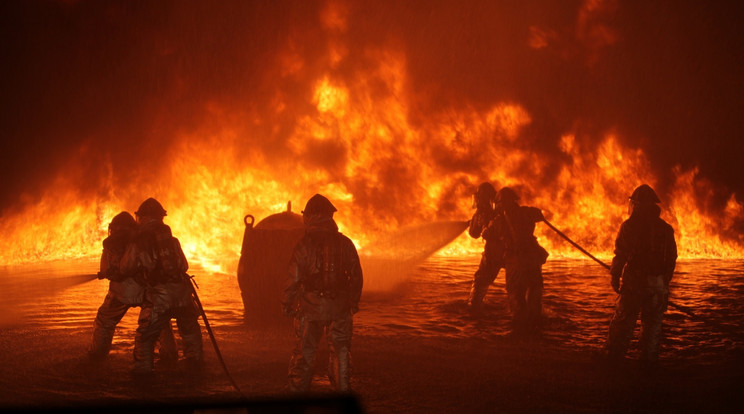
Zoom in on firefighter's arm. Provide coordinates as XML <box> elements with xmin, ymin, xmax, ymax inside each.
<box><xmin>609</xmin><ymin>225</ymin><xmax>629</xmax><ymax>293</ymax></box>
<box><xmin>282</xmin><ymin>247</ymin><xmax>304</xmax><ymax>317</ymax></box>
<box><xmin>172</xmin><ymin>237</ymin><xmax>189</xmax><ymax>274</ymax></box>
<box><xmin>664</xmin><ymin>227</ymin><xmax>678</xmax><ymax>285</ymax></box>
<box><xmin>528</xmin><ymin>206</ymin><xmax>545</xmax><ymax>222</ymax></box>
<box><xmin>98</xmin><ymin>248</ymin><xmax>112</xmax><ymax>279</ymax></box>
<box><xmin>468</xmin><ymin>210</ymin><xmax>488</xmax><ymax>238</ymax></box>
<box><xmin>346</xmin><ymin>240</ymin><xmax>363</xmax><ymax>314</ymax></box>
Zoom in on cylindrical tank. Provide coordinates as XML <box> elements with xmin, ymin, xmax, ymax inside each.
<box><xmin>237</xmin><ymin>202</ymin><xmax>305</xmax><ymax>327</ymax></box>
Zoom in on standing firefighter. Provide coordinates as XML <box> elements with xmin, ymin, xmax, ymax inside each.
<box><xmin>121</xmin><ymin>198</ymin><xmax>203</xmax><ymax>374</ymax></box>
<box><xmin>282</xmin><ymin>194</ymin><xmax>363</xmax><ymax>392</ymax></box>
<box><xmin>605</xmin><ymin>184</ymin><xmax>677</xmax><ymax>363</ymax></box>
<box><xmin>467</xmin><ymin>182</ymin><xmax>505</xmax><ymax>314</ymax></box>
<box><xmin>88</xmin><ymin>211</ymin><xmax>176</xmax><ymax>360</ymax></box>
<box><xmin>490</xmin><ymin>187</ymin><xmax>548</xmax><ymax>336</ymax></box>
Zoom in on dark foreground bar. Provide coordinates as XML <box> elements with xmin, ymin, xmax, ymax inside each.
<box><xmin>2</xmin><ymin>394</ymin><xmax>363</xmax><ymax>414</ymax></box>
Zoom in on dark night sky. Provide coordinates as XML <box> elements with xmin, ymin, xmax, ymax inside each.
<box><xmin>1</xmin><ymin>0</ymin><xmax>743</xmax><ymax>219</ymax></box>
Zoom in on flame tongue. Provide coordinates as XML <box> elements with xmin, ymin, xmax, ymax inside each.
<box><xmin>0</xmin><ymin>7</ymin><xmax>742</xmax><ymax>269</ymax></box>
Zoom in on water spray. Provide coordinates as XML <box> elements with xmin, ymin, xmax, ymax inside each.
<box><xmin>21</xmin><ymin>273</ymin><xmax>99</xmax><ymax>294</ymax></box>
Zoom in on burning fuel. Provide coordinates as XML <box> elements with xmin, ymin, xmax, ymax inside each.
<box><xmin>0</xmin><ymin>3</ymin><xmax>743</xmax><ymax>412</ymax></box>
<box><xmin>0</xmin><ymin>110</ymin><xmax>740</xmax><ymax>270</ymax></box>
<box><xmin>0</xmin><ymin>1</ymin><xmax>742</xmax><ymax>270</ymax></box>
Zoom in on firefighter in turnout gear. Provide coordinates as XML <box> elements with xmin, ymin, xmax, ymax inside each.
<box><xmin>490</xmin><ymin>187</ymin><xmax>548</xmax><ymax>336</ymax></box>
<box><xmin>467</xmin><ymin>182</ymin><xmax>505</xmax><ymax>314</ymax></box>
<box><xmin>282</xmin><ymin>194</ymin><xmax>363</xmax><ymax>392</ymax></box>
<box><xmin>121</xmin><ymin>198</ymin><xmax>203</xmax><ymax>374</ymax></box>
<box><xmin>605</xmin><ymin>184</ymin><xmax>677</xmax><ymax>362</ymax></box>
<box><xmin>88</xmin><ymin>211</ymin><xmax>177</xmax><ymax>360</ymax></box>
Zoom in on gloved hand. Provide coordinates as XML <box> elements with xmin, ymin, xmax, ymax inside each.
<box><xmin>536</xmin><ymin>209</ymin><xmax>545</xmax><ymax>222</ymax></box>
<box><xmin>611</xmin><ymin>274</ymin><xmax>621</xmax><ymax>294</ymax></box>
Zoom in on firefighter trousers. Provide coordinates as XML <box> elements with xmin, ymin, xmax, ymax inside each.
<box><xmin>133</xmin><ymin>282</ymin><xmax>202</xmax><ymax>372</ymax></box>
<box><xmin>89</xmin><ymin>292</ymin><xmax>176</xmax><ymax>360</ymax></box>
<box><xmin>606</xmin><ymin>290</ymin><xmax>666</xmax><ymax>361</ymax></box>
<box><xmin>288</xmin><ymin>312</ymin><xmax>353</xmax><ymax>392</ymax></box>
<box><xmin>468</xmin><ymin>250</ymin><xmax>503</xmax><ymax>310</ymax></box>
<box><xmin>505</xmin><ymin>264</ymin><xmax>543</xmax><ymax>335</ymax></box>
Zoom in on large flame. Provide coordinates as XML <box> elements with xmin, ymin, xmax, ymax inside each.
<box><xmin>1</xmin><ymin>2</ymin><xmax>742</xmax><ymax>271</ymax></box>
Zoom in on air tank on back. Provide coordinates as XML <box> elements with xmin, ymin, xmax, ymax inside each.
<box><xmin>237</xmin><ymin>202</ymin><xmax>304</xmax><ymax>327</ymax></box>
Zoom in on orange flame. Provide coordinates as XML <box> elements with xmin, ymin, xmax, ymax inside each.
<box><xmin>1</xmin><ymin>34</ymin><xmax>742</xmax><ymax>271</ymax></box>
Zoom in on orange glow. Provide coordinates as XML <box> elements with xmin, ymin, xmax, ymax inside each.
<box><xmin>0</xmin><ymin>36</ymin><xmax>742</xmax><ymax>271</ymax></box>
<box><xmin>668</xmin><ymin>168</ymin><xmax>743</xmax><ymax>258</ymax></box>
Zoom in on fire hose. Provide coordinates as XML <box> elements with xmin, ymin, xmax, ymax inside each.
<box><xmin>187</xmin><ymin>275</ymin><xmax>245</xmax><ymax>397</ymax></box>
<box><xmin>541</xmin><ymin>219</ymin><xmax>697</xmax><ymax>318</ymax></box>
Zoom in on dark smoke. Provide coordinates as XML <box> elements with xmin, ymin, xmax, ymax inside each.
<box><xmin>0</xmin><ymin>0</ymin><xmax>327</xmax><ymax>211</ymax></box>
<box><xmin>1</xmin><ymin>0</ymin><xmax>742</xmax><ymax>228</ymax></box>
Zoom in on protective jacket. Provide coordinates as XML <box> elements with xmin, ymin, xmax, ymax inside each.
<box><xmin>100</xmin><ymin>230</ymin><xmax>145</xmax><ymax>305</ymax></box>
<box><xmin>122</xmin><ymin>221</ymin><xmax>189</xmax><ymax>287</ymax></box>
<box><xmin>469</xmin><ymin>207</ymin><xmax>495</xmax><ymax>239</ymax></box>
<box><xmin>610</xmin><ymin>203</ymin><xmax>677</xmax><ymax>293</ymax></box>
<box><xmin>100</xmin><ymin>231</ymin><xmax>132</xmax><ymax>281</ymax></box>
<box><xmin>491</xmin><ymin>203</ymin><xmax>547</xmax><ymax>269</ymax></box>
<box><xmin>283</xmin><ymin>218</ymin><xmax>363</xmax><ymax>320</ymax></box>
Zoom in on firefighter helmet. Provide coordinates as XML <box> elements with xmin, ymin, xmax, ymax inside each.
<box><xmin>474</xmin><ymin>182</ymin><xmax>497</xmax><ymax>206</ymax></box>
<box><xmin>109</xmin><ymin>211</ymin><xmax>136</xmax><ymax>232</ymax></box>
<box><xmin>302</xmin><ymin>194</ymin><xmax>337</xmax><ymax>216</ymax></box>
<box><xmin>135</xmin><ymin>197</ymin><xmax>167</xmax><ymax>218</ymax></box>
<box><xmin>629</xmin><ymin>184</ymin><xmax>660</xmax><ymax>204</ymax></box>
<box><xmin>496</xmin><ymin>187</ymin><xmax>520</xmax><ymax>204</ymax></box>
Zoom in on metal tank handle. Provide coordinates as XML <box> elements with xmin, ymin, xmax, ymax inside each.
<box><xmin>244</xmin><ymin>214</ymin><xmax>255</xmax><ymax>229</ymax></box>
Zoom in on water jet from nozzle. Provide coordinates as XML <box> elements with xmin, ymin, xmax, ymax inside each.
<box><xmin>360</xmin><ymin>220</ymin><xmax>469</xmax><ymax>291</ymax></box>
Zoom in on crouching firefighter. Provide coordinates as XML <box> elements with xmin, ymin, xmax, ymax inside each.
<box><xmin>88</xmin><ymin>211</ymin><xmax>177</xmax><ymax>361</ymax></box>
<box><xmin>121</xmin><ymin>198</ymin><xmax>203</xmax><ymax>374</ymax></box>
<box><xmin>282</xmin><ymin>194</ymin><xmax>363</xmax><ymax>392</ymax></box>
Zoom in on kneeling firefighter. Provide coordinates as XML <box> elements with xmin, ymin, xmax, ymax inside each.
<box><xmin>121</xmin><ymin>198</ymin><xmax>203</xmax><ymax>373</ymax></box>
<box><xmin>282</xmin><ymin>194</ymin><xmax>363</xmax><ymax>392</ymax></box>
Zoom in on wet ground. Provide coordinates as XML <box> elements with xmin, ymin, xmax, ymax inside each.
<box><xmin>1</xmin><ymin>257</ymin><xmax>743</xmax><ymax>412</ymax></box>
